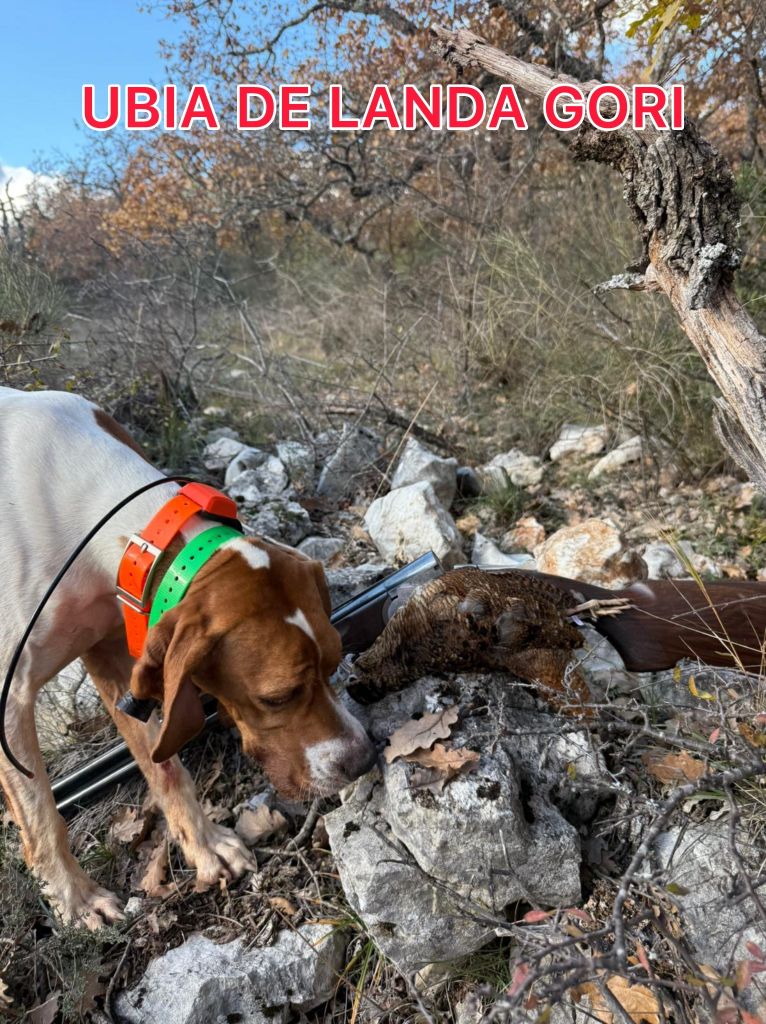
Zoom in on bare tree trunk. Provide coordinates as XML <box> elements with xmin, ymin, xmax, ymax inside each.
<box><xmin>431</xmin><ymin>26</ymin><xmax>766</xmax><ymax>489</ymax></box>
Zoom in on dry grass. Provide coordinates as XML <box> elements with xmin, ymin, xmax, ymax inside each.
<box><xmin>18</xmin><ymin>166</ymin><xmax>749</xmax><ymax>486</ymax></box>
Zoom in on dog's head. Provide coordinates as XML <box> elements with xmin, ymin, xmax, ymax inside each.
<box><xmin>129</xmin><ymin>537</ymin><xmax>376</xmax><ymax>798</ymax></box>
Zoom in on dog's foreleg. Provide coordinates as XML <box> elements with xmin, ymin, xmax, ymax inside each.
<box><xmin>0</xmin><ymin>682</ymin><xmax>124</xmax><ymax>929</ymax></box>
<box><xmin>84</xmin><ymin>636</ymin><xmax>257</xmax><ymax>891</ymax></box>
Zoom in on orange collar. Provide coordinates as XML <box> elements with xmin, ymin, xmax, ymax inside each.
<box><xmin>116</xmin><ymin>482</ymin><xmax>241</xmax><ymax>657</ymax></box>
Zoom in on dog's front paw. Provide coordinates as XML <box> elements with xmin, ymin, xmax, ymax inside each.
<box><xmin>43</xmin><ymin>869</ymin><xmax>125</xmax><ymax>930</ymax></box>
<box><xmin>182</xmin><ymin>822</ymin><xmax>258</xmax><ymax>891</ymax></box>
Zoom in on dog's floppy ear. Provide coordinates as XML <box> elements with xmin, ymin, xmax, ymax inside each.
<box><xmin>129</xmin><ymin>607</ymin><xmax>215</xmax><ymax>763</ymax></box>
<box><xmin>268</xmin><ymin>542</ymin><xmax>333</xmax><ymax>617</ymax></box>
<box><xmin>311</xmin><ymin>560</ymin><xmax>332</xmax><ymax>617</ymax></box>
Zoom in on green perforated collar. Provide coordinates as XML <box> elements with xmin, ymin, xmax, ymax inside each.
<box><xmin>149</xmin><ymin>524</ymin><xmax>242</xmax><ymax>628</ymax></box>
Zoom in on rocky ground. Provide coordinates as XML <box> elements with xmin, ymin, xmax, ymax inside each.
<box><xmin>4</xmin><ymin>417</ymin><xmax>766</xmax><ymax>1023</ymax></box>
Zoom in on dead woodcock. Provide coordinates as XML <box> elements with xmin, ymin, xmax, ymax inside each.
<box><xmin>348</xmin><ymin>567</ymin><xmax>629</xmax><ymax>714</ymax></box>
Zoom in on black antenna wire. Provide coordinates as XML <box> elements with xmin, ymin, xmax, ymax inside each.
<box><xmin>0</xmin><ymin>475</ymin><xmax>193</xmax><ymax>778</ymax></box>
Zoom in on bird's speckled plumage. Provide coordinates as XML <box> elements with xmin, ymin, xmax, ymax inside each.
<box><xmin>349</xmin><ymin>568</ymin><xmax>590</xmax><ymax>713</ymax></box>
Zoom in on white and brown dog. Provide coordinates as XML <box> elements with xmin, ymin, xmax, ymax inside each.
<box><xmin>0</xmin><ymin>387</ymin><xmax>376</xmax><ymax>928</ymax></box>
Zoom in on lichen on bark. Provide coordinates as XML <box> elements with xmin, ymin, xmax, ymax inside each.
<box><xmin>572</xmin><ymin>122</ymin><xmax>741</xmax><ymax>308</ymax></box>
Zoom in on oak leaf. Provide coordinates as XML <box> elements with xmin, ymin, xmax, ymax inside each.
<box><xmin>0</xmin><ymin>977</ymin><xmax>11</xmax><ymax>1006</ymax></box>
<box><xmin>384</xmin><ymin>706</ymin><xmax>459</xmax><ymax>763</ymax></box>
<box><xmin>77</xmin><ymin>971</ymin><xmax>106</xmax><ymax>1015</ymax></box>
<box><xmin>574</xmin><ymin>974</ymin><xmax>661</xmax><ymax>1024</ymax></box>
<box><xmin>236</xmin><ymin>805</ymin><xmax>288</xmax><ymax>846</ymax></box>
<box><xmin>28</xmin><ymin>993</ymin><xmax>60</xmax><ymax>1024</ymax></box>
<box><xmin>135</xmin><ymin>827</ymin><xmax>175</xmax><ymax>897</ymax></box>
<box><xmin>405</xmin><ymin>743</ymin><xmax>479</xmax><ymax>773</ymax></box>
<box><xmin>642</xmin><ymin>749</ymin><xmax>705</xmax><ymax>784</ymax></box>
<box><xmin>404</xmin><ymin>742</ymin><xmax>480</xmax><ymax>793</ymax></box>
<box><xmin>109</xmin><ymin>805</ymin><xmax>149</xmax><ymax>845</ymax></box>
<box><xmin>269</xmin><ymin>896</ymin><xmax>297</xmax><ymax>916</ymax></box>
<box><xmin>739</xmin><ymin>722</ymin><xmax>766</xmax><ymax>749</ymax></box>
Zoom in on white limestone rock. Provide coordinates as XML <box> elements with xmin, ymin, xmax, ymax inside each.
<box><xmin>364</xmin><ymin>481</ymin><xmax>464</xmax><ymax>567</ymax></box>
<box><xmin>549</xmin><ymin>424</ymin><xmax>607</xmax><ymax>462</ymax></box>
<box><xmin>390</xmin><ymin>437</ymin><xmax>458</xmax><ymax>507</ymax></box>
<box><xmin>481</xmin><ymin>449</ymin><xmax>544</xmax><ymax>488</ymax></box>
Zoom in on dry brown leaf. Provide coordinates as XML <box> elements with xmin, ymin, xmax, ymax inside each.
<box><xmin>574</xmin><ymin>975</ymin><xmax>661</xmax><ymax>1024</ymax></box>
<box><xmin>135</xmin><ymin>827</ymin><xmax>175</xmax><ymax>897</ymax></box>
<box><xmin>77</xmin><ymin>972</ymin><xmax>106</xmax><ymax>1015</ymax></box>
<box><xmin>269</xmin><ymin>896</ymin><xmax>297</xmax><ymax>916</ymax></box>
<box><xmin>201</xmin><ymin>799</ymin><xmax>229</xmax><ymax>824</ymax></box>
<box><xmin>695</xmin><ymin>961</ymin><xmax>741</xmax><ymax>1024</ymax></box>
<box><xmin>405</xmin><ymin>743</ymin><xmax>479</xmax><ymax>793</ymax></box>
<box><xmin>739</xmin><ymin>722</ymin><xmax>766</xmax><ymax>749</ymax></box>
<box><xmin>144</xmin><ymin>908</ymin><xmax>177</xmax><ymax>935</ymax></box>
<box><xmin>642</xmin><ymin>749</ymin><xmax>705</xmax><ymax>784</ymax></box>
<box><xmin>0</xmin><ymin>977</ymin><xmax>11</xmax><ymax>1006</ymax></box>
<box><xmin>384</xmin><ymin>706</ymin><xmax>459</xmax><ymax>763</ymax></box>
<box><xmin>28</xmin><ymin>992</ymin><xmax>60</xmax><ymax>1024</ymax></box>
<box><xmin>404</xmin><ymin>743</ymin><xmax>479</xmax><ymax>773</ymax></box>
<box><xmin>236</xmin><ymin>805</ymin><xmax>288</xmax><ymax>846</ymax></box>
<box><xmin>109</xmin><ymin>806</ymin><xmax>146</xmax><ymax>844</ymax></box>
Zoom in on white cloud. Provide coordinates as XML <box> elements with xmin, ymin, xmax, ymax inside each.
<box><xmin>0</xmin><ymin>163</ymin><xmax>56</xmax><ymax>208</ymax></box>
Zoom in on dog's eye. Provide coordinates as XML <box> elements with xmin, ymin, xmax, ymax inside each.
<box><xmin>260</xmin><ymin>687</ymin><xmax>300</xmax><ymax>709</ymax></box>
<box><xmin>261</xmin><ymin>696</ymin><xmax>290</xmax><ymax>708</ymax></box>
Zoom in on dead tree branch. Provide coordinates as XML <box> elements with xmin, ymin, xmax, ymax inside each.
<box><xmin>431</xmin><ymin>25</ymin><xmax>766</xmax><ymax>492</ymax></box>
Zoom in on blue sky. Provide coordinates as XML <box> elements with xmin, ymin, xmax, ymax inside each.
<box><xmin>0</xmin><ymin>0</ymin><xmax>180</xmax><ymax>169</ymax></box>
<box><xmin>0</xmin><ymin>2</ymin><xmax>640</xmax><ymax>188</ymax></box>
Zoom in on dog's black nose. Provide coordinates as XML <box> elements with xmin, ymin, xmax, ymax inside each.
<box><xmin>342</xmin><ymin>738</ymin><xmax>379</xmax><ymax>780</ymax></box>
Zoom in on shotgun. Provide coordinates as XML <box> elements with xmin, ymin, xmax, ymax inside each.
<box><xmin>51</xmin><ymin>553</ymin><xmax>766</xmax><ymax>809</ymax></box>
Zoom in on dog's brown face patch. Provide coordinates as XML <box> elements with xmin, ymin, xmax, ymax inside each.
<box><xmin>130</xmin><ymin>539</ymin><xmax>376</xmax><ymax>797</ymax></box>
<box><xmin>93</xmin><ymin>408</ymin><xmax>149</xmax><ymax>461</ymax></box>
